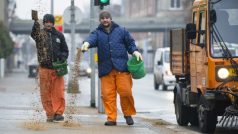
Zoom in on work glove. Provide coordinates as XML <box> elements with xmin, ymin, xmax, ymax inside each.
<box><xmin>32</xmin><ymin>21</ymin><xmax>40</xmax><ymax>30</ymax></box>
<box><xmin>81</xmin><ymin>42</ymin><xmax>90</xmax><ymax>52</ymax></box>
<box><xmin>133</xmin><ymin>51</ymin><xmax>143</xmax><ymax>61</ymax></box>
<box><xmin>34</xmin><ymin>21</ymin><xmax>40</xmax><ymax>27</ymax></box>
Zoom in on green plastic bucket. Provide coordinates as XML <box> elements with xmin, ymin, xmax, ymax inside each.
<box><xmin>52</xmin><ymin>61</ymin><xmax>68</xmax><ymax>76</ymax></box>
<box><xmin>127</xmin><ymin>56</ymin><xmax>146</xmax><ymax>79</ymax></box>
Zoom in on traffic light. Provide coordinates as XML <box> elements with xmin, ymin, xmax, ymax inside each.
<box><xmin>99</xmin><ymin>0</ymin><xmax>110</xmax><ymax>5</ymax></box>
<box><xmin>94</xmin><ymin>0</ymin><xmax>110</xmax><ymax>9</ymax></box>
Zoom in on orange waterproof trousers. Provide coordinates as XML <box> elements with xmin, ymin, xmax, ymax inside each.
<box><xmin>101</xmin><ymin>69</ymin><xmax>136</xmax><ymax>122</ymax></box>
<box><xmin>39</xmin><ymin>67</ymin><xmax>65</xmax><ymax>119</ymax></box>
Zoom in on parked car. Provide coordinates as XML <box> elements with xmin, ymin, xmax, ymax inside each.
<box><xmin>64</xmin><ymin>61</ymin><xmax>92</xmax><ymax>87</ymax></box>
<box><xmin>68</xmin><ymin>60</ymin><xmax>91</xmax><ymax>77</ymax></box>
<box><xmin>79</xmin><ymin>61</ymin><xmax>91</xmax><ymax>77</ymax></box>
<box><xmin>153</xmin><ymin>47</ymin><xmax>176</xmax><ymax>90</ymax></box>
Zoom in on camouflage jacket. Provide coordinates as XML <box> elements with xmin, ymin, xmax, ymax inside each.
<box><xmin>31</xmin><ymin>21</ymin><xmax>69</xmax><ymax>69</ymax></box>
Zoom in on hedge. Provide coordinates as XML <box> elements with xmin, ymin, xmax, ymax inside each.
<box><xmin>0</xmin><ymin>22</ymin><xmax>14</xmax><ymax>58</ymax></box>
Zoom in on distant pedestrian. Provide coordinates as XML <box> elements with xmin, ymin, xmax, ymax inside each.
<box><xmin>81</xmin><ymin>11</ymin><xmax>142</xmax><ymax>126</ymax></box>
<box><xmin>17</xmin><ymin>60</ymin><xmax>21</xmax><ymax>68</ymax></box>
<box><xmin>31</xmin><ymin>14</ymin><xmax>69</xmax><ymax>122</ymax></box>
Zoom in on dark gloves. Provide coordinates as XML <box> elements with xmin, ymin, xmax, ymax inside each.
<box><xmin>32</xmin><ymin>21</ymin><xmax>40</xmax><ymax>30</ymax></box>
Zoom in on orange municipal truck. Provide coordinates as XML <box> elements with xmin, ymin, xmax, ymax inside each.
<box><xmin>170</xmin><ymin>0</ymin><xmax>238</xmax><ymax>133</ymax></box>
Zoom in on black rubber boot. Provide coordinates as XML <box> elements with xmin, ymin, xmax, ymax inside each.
<box><xmin>54</xmin><ymin>114</ymin><xmax>64</xmax><ymax>122</ymax></box>
<box><xmin>104</xmin><ymin>121</ymin><xmax>117</xmax><ymax>126</ymax></box>
<box><xmin>124</xmin><ymin>116</ymin><xmax>134</xmax><ymax>125</ymax></box>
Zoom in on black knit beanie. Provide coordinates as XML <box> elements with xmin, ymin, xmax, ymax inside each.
<box><xmin>43</xmin><ymin>14</ymin><xmax>55</xmax><ymax>25</ymax></box>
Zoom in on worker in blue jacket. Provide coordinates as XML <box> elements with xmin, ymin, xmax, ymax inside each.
<box><xmin>81</xmin><ymin>11</ymin><xmax>142</xmax><ymax>126</ymax></box>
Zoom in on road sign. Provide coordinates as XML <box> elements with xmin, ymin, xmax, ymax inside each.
<box><xmin>54</xmin><ymin>15</ymin><xmax>63</xmax><ymax>32</ymax></box>
<box><xmin>63</xmin><ymin>6</ymin><xmax>83</xmax><ymax>25</ymax></box>
<box><xmin>55</xmin><ymin>25</ymin><xmax>63</xmax><ymax>32</ymax></box>
<box><xmin>54</xmin><ymin>15</ymin><xmax>63</xmax><ymax>25</ymax></box>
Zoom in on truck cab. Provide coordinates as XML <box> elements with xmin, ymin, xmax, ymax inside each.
<box><xmin>170</xmin><ymin>0</ymin><xmax>238</xmax><ymax>133</ymax></box>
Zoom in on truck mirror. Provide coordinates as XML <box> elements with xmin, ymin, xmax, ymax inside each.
<box><xmin>210</xmin><ymin>10</ymin><xmax>217</xmax><ymax>24</ymax></box>
<box><xmin>186</xmin><ymin>23</ymin><xmax>196</xmax><ymax>39</ymax></box>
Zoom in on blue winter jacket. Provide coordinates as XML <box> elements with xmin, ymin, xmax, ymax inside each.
<box><xmin>85</xmin><ymin>22</ymin><xmax>138</xmax><ymax>77</ymax></box>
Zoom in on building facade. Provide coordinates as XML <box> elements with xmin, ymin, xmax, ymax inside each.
<box><xmin>122</xmin><ymin>0</ymin><xmax>193</xmax><ymax>72</ymax></box>
<box><xmin>0</xmin><ymin>0</ymin><xmax>16</xmax><ymax>27</ymax></box>
<box><xmin>124</xmin><ymin>0</ymin><xmax>157</xmax><ymax>17</ymax></box>
<box><xmin>123</xmin><ymin>0</ymin><xmax>193</xmax><ymax>49</ymax></box>
<box><xmin>0</xmin><ymin>0</ymin><xmax>8</xmax><ymax>26</ymax></box>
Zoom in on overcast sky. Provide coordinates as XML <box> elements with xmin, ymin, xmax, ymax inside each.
<box><xmin>15</xmin><ymin>0</ymin><xmax>121</xmax><ymax>19</ymax></box>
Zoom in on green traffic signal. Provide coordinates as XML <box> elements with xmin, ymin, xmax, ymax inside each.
<box><xmin>100</xmin><ymin>0</ymin><xmax>109</xmax><ymax>4</ymax></box>
<box><xmin>94</xmin><ymin>0</ymin><xmax>109</xmax><ymax>8</ymax></box>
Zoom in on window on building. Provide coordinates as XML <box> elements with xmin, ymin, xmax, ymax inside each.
<box><xmin>171</xmin><ymin>0</ymin><xmax>181</xmax><ymax>9</ymax></box>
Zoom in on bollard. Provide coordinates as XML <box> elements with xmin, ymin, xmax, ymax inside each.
<box><xmin>98</xmin><ymin>78</ymin><xmax>105</xmax><ymax>113</ymax></box>
<box><xmin>0</xmin><ymin>58</ymin><xmax>5</xmax><ymax>78</ymax></box>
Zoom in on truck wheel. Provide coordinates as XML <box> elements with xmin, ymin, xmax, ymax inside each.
<box><xmin>154</xmin><ymin>76</ymin><xmax>159</xmax><ymax>90</ymax></box>
<box><xmin>198</xmin><ymin>103</ymin><xmax>217</xmax><ymax>133</ymax></box>
<box><xmin>189</xmin><ymin>107</ymin><xmax>199</xmax><ymax>126</ymax></box>
<box><xmin>162</xmin><ymin>77</ymin><xmax>167</xmax><ymax>90</ymax></box>
<box><xmin>162</xmin><ymin>83</ymin><xmax>168</xmax><ymax>91</ymax></box>
<box><xmin>174</xmin><ymin>93</ymin><xmax>189</xmax><ymax>126</ymax></box>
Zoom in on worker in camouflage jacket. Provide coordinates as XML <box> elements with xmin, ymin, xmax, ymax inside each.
<box><xmin>31</xmin><ymin>14</ymin><xmax>69</xmax><ymax>123</ymax></box>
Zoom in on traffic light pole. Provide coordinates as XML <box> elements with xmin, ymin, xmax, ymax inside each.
<box><xmin>90</xmin><ymin>0</ymin><xmax>96</xmax><ymax>108</ymax></box>
<box><xmin>90</xmin><ymin>0</ymin><xmax>105</xmax><ymax>113</ymax></box>
<box><xmin>96</xmin><ymin>7</ymin><xmax>105</xmax><ymax>114</ymax></box>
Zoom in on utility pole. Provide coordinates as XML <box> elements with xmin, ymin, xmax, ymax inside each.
<box><xmin>70</xmin><ymin>0</ymin><xmax>76</xmax><ymax>63</ymax></box>
<box><xmin>90</xmin><ymin>0</ymin><xmax>96</xmax><ymax>107</ymax></box>
<box><xmin>67</xmin><ymin>0</ymin><xmax>79</xmax><ymax>93</ymax></box>
<box><xmin>51</xmin><ymin>0</ymin><xmax>54</xmax><ymax>15</ymax></box>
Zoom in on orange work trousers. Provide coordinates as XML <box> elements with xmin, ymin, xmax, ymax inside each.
<box><xmin>39</xmin><ymin>67</ymin><xmax>65</xmax><ymax>119</ymax></box>
<box><xmin>101</xmin><ymin>69</ymin><xmax>136</xmax><ymax>122</ymax></box>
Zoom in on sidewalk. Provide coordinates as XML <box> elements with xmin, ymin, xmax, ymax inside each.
<box><xmin>0</xmin><ymin>69</ymin><xmax>178</xmax><ymax>134</ymax></box>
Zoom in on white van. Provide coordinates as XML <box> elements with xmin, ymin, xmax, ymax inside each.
<box><xmin>153</xmin><ymin>47</ymin><xmax>176</xmax><ymax>90</ymax></box>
